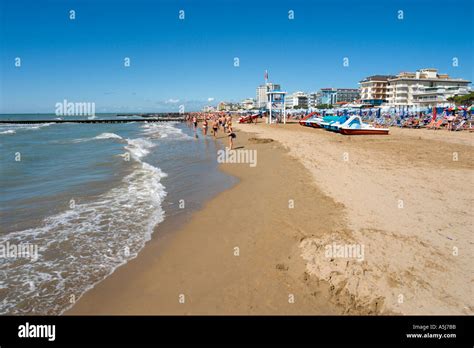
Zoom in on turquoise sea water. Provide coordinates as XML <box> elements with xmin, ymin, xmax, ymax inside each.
<box><xmin>0</xmin><ymin>114</ymin><xmax>234</xmax><ymax>314</ymax></box>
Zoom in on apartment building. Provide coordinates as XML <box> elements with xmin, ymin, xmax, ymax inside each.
<box><xmin>308</xmin><ymin>92</ymin><xmax>321</xmax><ymax>108</ymax></box>
<box><xmin>386</xmin><ymin>68</ymin><xmax>471</xmax><ymax>107</ymax></box>
<box><xmin>319</xmin><ymin>88</ymin><xmax>359</xmax><ymax>105</ymax></box>
<box><xmin>240</xmin><ymin>98</ymin><xmax>255</xmax><ymax>110</ymax></box>
<box><xmin>285</xmin><ymin>91</ymin><xmax>309</xmax><ymax>109</ymax></box>
<box><xmin>359</xmin><ymin>75</ymin><xmax>395</xmax><ymax>106</ymax></box>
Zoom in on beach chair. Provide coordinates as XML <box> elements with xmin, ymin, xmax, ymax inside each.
<box><xmin>402</xmin><ymin>119</ymin><xmax>411</xmax><ymax>128</ymax></box>
<box><xmin>413</xmin><ymin>119</ymin><xmax>421</xmax><ymax>129</ymax></box>
<box><xmin>421</xmin><ymin>117</ymin><xmax>432</xmax><ymax>127</ymax></box>
<box><xmin>388</xmin><ymin>118</ymin><xmax>397</xmax><ymax>127</ymax></box>
<box><xmin>432</xmin><ymin>119</ymin><xmax>444</xmax><ymax>130</ymax></box>
<box><xmin>425</xmin><ymin>119</ymin><xmax>436</xmax><ymax>129</ymax></box>
<box><xmin>375</xmin><ymin>118</ymin><xmax>385</xmax><ymax>128</ymax></box>
<box><xmin>453</xmin><ymin>120</ymin><xmax>466</xmax><ymax>131</ymax></box>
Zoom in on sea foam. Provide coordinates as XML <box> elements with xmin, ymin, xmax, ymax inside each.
<box><xmin>0</xmin><ymin>124</ymin><xmax>173</xmax><ymax>315</ymax></box>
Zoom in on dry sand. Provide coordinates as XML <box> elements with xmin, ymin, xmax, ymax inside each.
<box><xmin>237</xmin><ymin>122</ymin><xmax>473</xmax><ymax>315</ymax></box>
<box><xmin>68</xmin><ymin>121</ymin><xmax>473</xmax><ymax>315</ymax></box>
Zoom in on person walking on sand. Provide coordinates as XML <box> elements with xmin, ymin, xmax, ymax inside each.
<box><xmin>447</xmin><ymin>114</ymin><xmax>455</xmax><ymax>131</ymax></box>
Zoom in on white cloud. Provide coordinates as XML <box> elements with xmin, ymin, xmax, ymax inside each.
<box><xmin>166</xmin><ymin>98</ymin><xmax>180</xmax><ymax>104</ymax></box>
<box><xmin>207</xmin><ymin>97</ymin><xmax>215</xmax><ymax>102</ymax></box>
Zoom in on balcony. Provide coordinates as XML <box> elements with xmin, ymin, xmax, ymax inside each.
<box><xmin>412</xmin><ymin>89</ymin><xmax>446</xmax><ymax>96</ymax></box>
<box><xmin>414</xmin><ymin>97</ymin><xmax>445</xmax><ymax>102</ymax></box>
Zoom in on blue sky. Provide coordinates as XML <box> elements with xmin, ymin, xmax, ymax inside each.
<box><xmin>0</xmin><ymin>0</ymin><xmax>472</xmax><ymax>113</ymax></box>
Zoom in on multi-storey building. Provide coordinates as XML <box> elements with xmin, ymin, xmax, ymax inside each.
<box><xmin>240</xmin><ymin>98</ymin><xmax>255</xmax><ymax>110</ymax></box>
<box><xmin>308</xmin><ymin>92</ymin><xmax>321</xmax><ymax>108</ymax></box>
<box><xmin>217</xmin><ymin>102</ymin><xmax>239</xmax><ymax>111</ymax></box>
<box><xmin>386</xmin><ymin>68</ymin><xmax>471</xmax><ymax>107</ymax></box>
<box><xmin>359</xmin><ymin>75</ymin><xmax>395</xmax><ymax>106</ymax></box>
<box><xmin>412</xmin><ymin>86</ymin><xmax>471</xmax><ymax>107</ymax></box>
<box><xmin>285</xmin><ymin>91</ymin><xmax>309</xmax><ymax>109</ymax></box>
<box><xmin>337</xmin><ymin>88</ymin><xmax>360</xmax><ymax>103</ymax></box>
<box><xmin>318</xmin><ymin>88</ymin><xmax>359</xmax><ymax>105</ymax></box>
<box><xmin>319</xmin><ymin>88</ymin><xmax>337</xmax><ymax>105</ymax></box>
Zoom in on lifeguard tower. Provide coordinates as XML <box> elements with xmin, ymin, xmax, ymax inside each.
<box><xmin>266</xmin><ymin>89</ymin><xmax>287</xmax><ymax>124</ymax></box>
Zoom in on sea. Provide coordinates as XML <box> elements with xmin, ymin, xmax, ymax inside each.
<box><xmin>0</xmin><ymin>114</ymin><xmax>235</xmax><ymax>315</ymax></box>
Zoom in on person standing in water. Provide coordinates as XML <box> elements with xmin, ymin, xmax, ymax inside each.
<box><xmin>227</xmin><ymin>122</ymin><xmax>236</xmax><ymax>149</ymax></box>
<box><xmin>202</xmin><ymin>116</ymin><xmax>208</xmax><ymax>135</ymax></box>
<box><xmin>218</xmin><ymin>115</ymin><xmax>222</xmax><ymax>129</ymax></box>
<box><xmin>192</xmin><ymin>115</ymin><xmax>198</xmax><ymax>130</ymax></box>
<box><xmin>220</xmin><ymin>115</ymin><xmax>226</xmax><ymax>131</ymax></box>
<box><xmin>212</xmin><ymin>118</ymin><xmax>219</xmax><ymax>137</ymax></box>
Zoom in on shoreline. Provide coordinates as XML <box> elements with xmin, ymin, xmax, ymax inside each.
<box><xmin>66</xmin><ymin>121</ymin><xmax>473</xmax><ymax>315</ymax></box>
<box><xmin>66</xmin><ymin>127</ymin><xmax>347</xmax><ymax>315</ymax></box>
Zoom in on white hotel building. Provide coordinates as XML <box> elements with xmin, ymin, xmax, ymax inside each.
<box><xmin>240</xmin><ymin>98</ymin><xmax>255</xmax><ymax>110</ymax></box>
<box><xmin>285</xmin><ymin>91</ymin><xmax>309</xmax><ymax>109</ymax></box>
<box><xmin>386</xmin><ymin>68</ymin><xmax>471</xmax><ymax>107</ymax></box>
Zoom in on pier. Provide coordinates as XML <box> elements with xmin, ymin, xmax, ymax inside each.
<box><xmin>0</xmin><ymin>117</ymin><xmax>186</xmax><ymax>125</ymax></box>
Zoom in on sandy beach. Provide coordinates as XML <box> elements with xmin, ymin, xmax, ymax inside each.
<box><xmin>67</xmin><ymin>128</ymin><xmax>345</xmax><ymax>315</ymax></box>
<box><xmin>237</xmin><ymin>122</ymin><xmax>473</xmax><ymax>315</ymax></box>
<box><xmin>67</xmin><ymin>121</ymin><xmax>473</xmax><ymax>315</ymax></box>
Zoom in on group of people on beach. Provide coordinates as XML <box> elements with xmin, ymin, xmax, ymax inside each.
<box><xmin>188</xmin><ymin>112</ymin><xmax>236</xmax><ymax>149</ymax></box>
